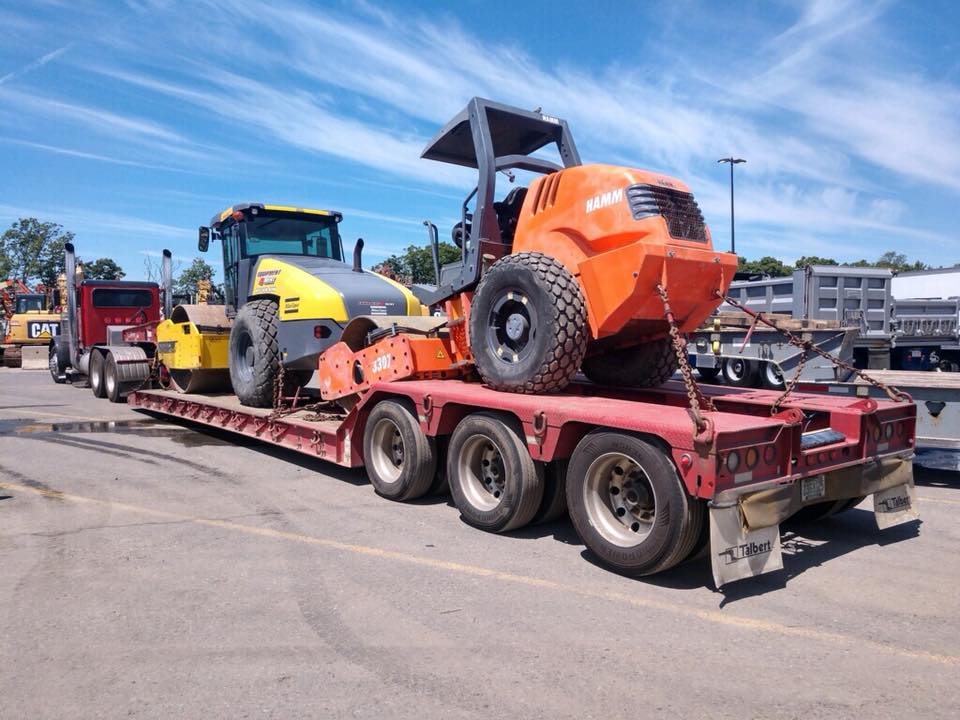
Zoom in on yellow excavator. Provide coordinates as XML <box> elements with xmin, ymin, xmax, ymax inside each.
<box><xmin>155</xmin><ymin>203</ymin><xmax>426</xmax><ymax>406</ymax></box>
<box><xmin>1</xmin><ymin>280</ymin><xmax>62</xmax><ymax>368</ymax></box>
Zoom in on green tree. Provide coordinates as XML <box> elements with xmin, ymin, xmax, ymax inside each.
<box><xmin>84</xmin><ymin>257</ymin><xmax>125</xmax><ymax>280</ymax></box>
<box><xmin>874</xmin><ymin>250</ymin><xmax>928</xmax><ymax>272</ymax></box>
<box><xmin>794</xmin><ymin>255</ymin><xmax>838</xmax><ymax>268</ymax></box>
<box><xmin>380</xmin><ymin>242</ymin><xmax>461</xmax><ymax>284</ymax></box>
<box><xmin>0</xmin><ymin>218</ymin><xmax>74</xmax><ymax>286</ymax></box>
<box><xmin>737</xmin><ymin>255</ymin><xmax>793</xmax><ymax>277</ymax></box>
<box><xmin>175</xmin><ymin>258</ymin><xmax>223</xmax><ymax>301</ymax></box>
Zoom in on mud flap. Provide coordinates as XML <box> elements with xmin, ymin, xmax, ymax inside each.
<box><xmin>709</xmin><ymin>504</ymin><xmax>783</xmax><ymax>587</ymax></box>
<box><xmin>873</xmin><ymin>483</ymin><xmax>919</xmax><ymax>530</ymax></box>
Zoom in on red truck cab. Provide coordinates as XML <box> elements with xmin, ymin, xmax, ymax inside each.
<box><xmin>76</xmin><ymin>281</ymin><xmax>161</xmax><ymax>348</ymax></box>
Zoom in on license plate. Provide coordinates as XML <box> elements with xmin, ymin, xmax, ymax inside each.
<box><xmin>802</xmin><ymin>475</ymin><xmax>826</xmax><ymax>502</ymax></box>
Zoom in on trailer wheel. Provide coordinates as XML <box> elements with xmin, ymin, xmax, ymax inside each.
<box><xmin>566</xmin><ymin>431</ymin><xmax>702</xmax><ymax>576</ymax></box>
<box><xmin>697</xmin><ymin>366</ymin><xmax>720</xmax><ymax>383</ymax></box>
<box><xmin>90</xmin><ymin>351</ymin><xmax>106</xmax><ymax>398</ymax></box>
<box><xmin>581</xmin><ymin>338</ymin><xmax>678</xmax><ymax>387</ymax></box>
<box><xmin>722</xmin><ymin>357</ymin><xmax>758</xmax><ymax>388</ymax></box>
<box><xmin>229</xmin><ymin>298</ymin><xmax>283</xmax><ymax>407</ymax></box>
<box><xmin>448</xmin><ymin>413</ymin><xmax>544</xmax><ymax>532</ymax></box>
<box><xmin>103</xmin><ymin>352</ymin><xmax>124</xmax><ymax>403</ymax></box>
<box><xmin>533</xmin><ymin>459</ymin><xmax>569</xmax><ymax>524</ymax></box>
<box><xmin>48</xmin><ymin>344</ymin><xmax>66</xmax><ymax>384</ymax></box>
<box><xmin>363</xmin><ymin>400</ymin><xmax>437</xmax><ymax>502</ymax></box>
<box><xmin>469</xmin><ymin>252</ymin><xmax>587</xmax><ymax>394</ymax></box>
<box><xmin>761</xmin><ymin>361</ymin><xmax>785</xmax><ymax>390</ymax></box>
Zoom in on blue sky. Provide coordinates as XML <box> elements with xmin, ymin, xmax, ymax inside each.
<box><xmin>1</xmin><ymin>0</ymin><xmax>958</xmax><ymax>281</ymax></box>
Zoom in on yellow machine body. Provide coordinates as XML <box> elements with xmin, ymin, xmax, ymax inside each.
<box><xmin>156</xmin><ymin>305</ymin><xmax>231</xmax><ymax>393</ymax></box>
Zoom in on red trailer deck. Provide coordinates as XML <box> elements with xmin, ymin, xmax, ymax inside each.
<box><xmin>128</xmin><ymin>378</ymin><xmax>919</xmax><ymax>587</ymax></box>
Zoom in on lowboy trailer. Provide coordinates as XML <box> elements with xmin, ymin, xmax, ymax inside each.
<box><xmin>129</xmin><ymin>375</ymin><xmax>919</xmax><ymax>587</ymax></box>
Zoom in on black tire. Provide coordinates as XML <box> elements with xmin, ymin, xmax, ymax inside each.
<box><xmin>229</xmin><ymin>299</ymin><xmax>282</xmax><ymax>407</ymax></box>
<box><xmin>447</xmin><ymin>412</ymin><xmax>544</xmax><ymax>532</ymax></box>
<box><xmin>566</xmin><ymin>431</ymin><xmax>702</xmax><ymax>576</ymax></box>
<box><xmin>363</xmin><ymin>400</ymin><xmax>436</xmax><ymax>501</ymax></box>
<box><xmin>760</xmin><ymin>361</ymin><xmax>785</xmax><ymax>390</ymax></box>
<box><xmin>469</xmin><ymin>252</ymin><xmax>587</xmax><ymax>394</ymax></box>
<box><xmin>722</xmin><ymin>357</ymin><xmax>758</xmax><ymax>388</ymax></box>
<box><xmin>49</xmin><ymin>344</ymin><xmax>66</xmax><ymax>384</ymax></box>
<box><xmin>582</xmin><ymin>338</ymin><xmax>678</xmax><ymax>388</ymax></box>
<box><xmin>532</xmin><ymin>459</ymin><xmax>569</xmax><ymax>524</ymax></box>
<box><xmin>104</xmin><ymin>353</ymin><xmax>124</xmax><ymax>403</ymax></box>
<box><xmin>89</xmin><ymin>351</ymin><xmax>106</xmax><ymax>398</ymax></box>
<box><xmin>697</xmin><ymin>366</ymin><xmax>720</xmax><ymax>383</ymax></box>
<box><xmin>427</xmin><ymin>435</ymin><xmax>450</xmax><ymax>496</ymax></box>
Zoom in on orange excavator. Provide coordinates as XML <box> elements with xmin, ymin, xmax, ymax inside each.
<box><xmin>319</xmin><ymin>98</ymin><xmax>737</xmax><ymax>400</ymax></box>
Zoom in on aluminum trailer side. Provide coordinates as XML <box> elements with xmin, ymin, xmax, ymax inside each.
<box><xmin>129</xmin><ymin>379</ymin><xmax>918</xmax><ymax>587</ymax></box>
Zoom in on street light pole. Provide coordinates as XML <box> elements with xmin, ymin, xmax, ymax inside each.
<box><xmin>717</xmin><ymin>157</ymin><xmax>745</xmax><ymax>254</ymax></box>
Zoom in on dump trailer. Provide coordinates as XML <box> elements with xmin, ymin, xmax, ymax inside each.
<box><xmin>127</xmin><ymin>361</ymin><xmax>920</xmax><ymax>587</ymax></box>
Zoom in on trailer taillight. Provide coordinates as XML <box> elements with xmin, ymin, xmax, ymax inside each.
<box><xmin>745</xmin><ymin>447</ymin><xmax>759</xmax><ymax>470</ymax></box>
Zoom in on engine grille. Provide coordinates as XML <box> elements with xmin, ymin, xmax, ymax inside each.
<box><xmin>626</xmin><ymin>184</ymin><xmax>707</xmax><ymax>242</ymax></box>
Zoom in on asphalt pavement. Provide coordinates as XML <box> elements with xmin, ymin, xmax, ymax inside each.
<box><xmin>1</xmin><ymin>368</ymin><xmax>959</xmax><ymax>719</ymax></box>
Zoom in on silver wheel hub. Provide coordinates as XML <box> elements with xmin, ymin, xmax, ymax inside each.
<box><xmin>457</xmin><ymin>434</ymin><xmax>505</xmax><ymax>511</ymax></box>
<box><xmin>369</xmin><ymin>418</ymin><xmax>404</xmax><ymax>484</ymax></box>
<box><xmin>583</xmin><ymin>452</ymin><xmax>657</xmax><ymax>547</ymax></box>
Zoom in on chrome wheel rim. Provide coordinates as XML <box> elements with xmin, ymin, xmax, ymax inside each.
<box><xmin>727</xmin><ymin>358</ymin><xmax>746</xmax><ymax>381</ymax></box>
<box><xmin>457</xmin><ymin>433</ymin><xmax>505</xmax><ymax>511</ymax></box>
<box><xmin>369</xmin><ymin>417</ymin><xmax>404</xmax><ymax>485</ymax></box>
<box><xmin>765</xmin><ymin>362</ymin><xmax>784</xmax><ymax>387</ymax></box>
<box><xmin>90</xmin><ymin>355</ymin><xmax>101</xmax><ymax>392</ymax></box>
<box><xmin>583</xmin><ymin>452</ymin><xmax>656</xmax><ymax>547</ymax></box>
<box><xmin>105</xmin><ymin>362</ymin><xmax>116</xmax><ymax>396</ymax></box>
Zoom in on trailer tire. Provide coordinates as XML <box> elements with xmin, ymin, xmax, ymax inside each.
<box><xmin>697</xmin><ymin>366</ymin><xmax>720</xmax><ymax>383</ymax></box>
<box><xmin>104</xmin><ymin>352</ymin><xmax>124</xmax><ymax>403</ymax></box>
<box><xmin>229</xmin><ymin>298</ymin><xmax>282</xmax><ymax>408</ymax></box>
<box><xmin>533</xmin><ymin>459</ymin><xmax>568</xmax><ymax>524</ymax></box>
<box><xmin>582</xmin><ymin>338</ymin><xmax>678</xmax><ymax>388</ymax></box>
<box><xmin>363</xmin><ymin>399</ymin><xmax>436</xmax><ymax>502</ymax></box>
<box><xmin>760</xmin><ymin>361</ymin><xmax>785</xmax><ymax>390</ymax></box>
<box><xmin>469</xmin><ymin>252</ymin><xmax>587</xmax><ymax>394</ymax></box>
<box><xmin>566</xmin><ymin>431</ymin><xmax>698</xmax><ymax>576</ymax></box>
<box><xmin>90</xmin><ymin>350</ymin><xmax>106</xmax><ymax>398</ymax></box>
<box><xmin>722</xmin><ymin>357</ymin><xmax>758</xmax><ymax>387</ymax></box>
<box><xmin>448</xmin><ymin>412</ymin><xmax>544</xmax><ymax>532</ymax></box>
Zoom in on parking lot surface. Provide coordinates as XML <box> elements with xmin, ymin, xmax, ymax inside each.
<box><xmin>2</xmin><ymin>368</ymin><xmax>959</xmax><ymax>719</ymax></box>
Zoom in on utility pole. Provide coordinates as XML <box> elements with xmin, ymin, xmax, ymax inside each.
<box><xmin>717</xmin><ymin>157</ymin><xmax>745</xmax><ymax>254</ymax></box>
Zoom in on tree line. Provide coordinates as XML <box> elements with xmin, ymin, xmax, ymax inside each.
<box><xmin>738</xmin><ymin>250</ymin><xmax>939</xmax><ymax>278</ymax></box>
<box><xmin>0</xmin><ymin>216</ymin><xmax>217</xmax><ymax>299</ymax></box>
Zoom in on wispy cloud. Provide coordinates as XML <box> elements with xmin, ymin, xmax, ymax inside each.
<box><xmin>1</xmin><ymin>138</ymin><xmax>195</xmax><ymax>173</ymax></box>
<box><xmin>0</xmin><ymin>44</ymin><xmax>71</xmax><ymax>86</ymax></box>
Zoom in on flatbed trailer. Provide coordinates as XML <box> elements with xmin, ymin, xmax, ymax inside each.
<box><xmin>129</xmin><ymin>376</ymin><xmax>919</xmax><ymax>588</ymax></box>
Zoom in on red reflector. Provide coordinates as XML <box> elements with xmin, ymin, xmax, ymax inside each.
<box><xmin>314</xmin><ymin>325</ymin><xmax>323</xmax><ymax>339</ymax></box>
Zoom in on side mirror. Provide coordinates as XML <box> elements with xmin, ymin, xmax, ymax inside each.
<box><xmin>198</xmin><ymin>226</ymin><xmax>210</xmax><ymax>252</ymax></box>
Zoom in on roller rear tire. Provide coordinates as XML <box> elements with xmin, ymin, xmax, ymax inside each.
<box><xmin>229</xmin><ymin>299</ymin><xmax>305</xmax><ymax>407</ymax></box>
<box><xmin>582</xmin><ymin>339</ymin><xmax>678</xmax><ymax>388</ymax></box>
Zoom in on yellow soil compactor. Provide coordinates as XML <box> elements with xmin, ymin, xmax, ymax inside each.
<box><xmin>157</xmin><ymin>204</ymin><xmax>425</xmax><ymax>406</ymax></box>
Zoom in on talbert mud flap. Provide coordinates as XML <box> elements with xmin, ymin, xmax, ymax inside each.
<box><xmin>874</xmin><ymin>483</ymin><xmax>919</xmax><ymax>530</ymax></box>
<box><xmin>709</xmin><ymin>504</ymin><xmax>783</xmax><ymax>587</ymax></box>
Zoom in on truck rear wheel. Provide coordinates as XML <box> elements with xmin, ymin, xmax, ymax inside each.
<box><xmin>448</xmin><ymin>413</ymin><xmax>544</xmax><ymax>532</ymax></box>
<box><xmin>229</xmin><ymin>299</ymin><xmax>282</xmax><ymax>408</ymax></box>
<box><xmin>104</xmin><ymin>352</ymin><xmax>123</xmax><ymax>403</ymax></box>
<box><xmin>49</xmin><ymin>344</ymin><xmax>66</xmax><ymax>384</ymax></box>
<box><xmin>582</xmin><ymin>338</ymin><xmax>678</xmax><ymax>388</ymax></box>
<box><xmin>469</xmin><ymin>252</ymin><xmax>587</xmax><ymax>394</ymax></box>
<box><xmin>761</xmin><ymin>361</ymin><xmax>785</xmax><ymax>390</ymax></box>
<box><xmin>363</xmin><ymin>400</ymin><xmax>437</xmax><ymax>502</ymax></box>
<box><xmin>90</xmin><ymin>351</ymin><xmax>106</xmax><ymax>398</ymax></box>
<box><xmin>566</xmin><ymin>431</ymin><xmax>703</xmax><ymax>576</ymax></box>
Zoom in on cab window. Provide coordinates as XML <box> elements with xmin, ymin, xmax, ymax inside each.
<box><xmin>92</xmin><ymin>289</ymin><xmax>154</xmax><ymax>308</ymax></box>
<box><xmin>242</xmin><ymin>213</ymin><xmax>342</xmax><ymax>261</ymax></box>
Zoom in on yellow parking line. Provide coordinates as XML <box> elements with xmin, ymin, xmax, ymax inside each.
<box><xmin>1</xmin><ymin>480</ymin><xmax>957</xmax><ymax>667</ymax></box>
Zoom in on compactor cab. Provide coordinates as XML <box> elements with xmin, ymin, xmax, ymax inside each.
<box><xmin>420</xmin><ymin>97</ymin><xmax>738</xmax><ymax>393</ymax></box>
<box><xmin>195</xmin><ymin>204</ymin><xmax>424</xmax><ymax>407</ymax></box>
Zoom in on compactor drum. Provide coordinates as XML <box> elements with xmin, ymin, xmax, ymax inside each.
<box><xmin>197</xmin><ymin>204</ymin><xmax>425</xmax><ymax>407</ymax></box>
<box><xmin>415</xmin><ymin>98</ymin><xmax>738</xmax><ymax>393</ymax></box>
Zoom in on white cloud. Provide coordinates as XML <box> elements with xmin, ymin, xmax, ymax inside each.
<box><xmin>0</xmin><ymin>44</ymin><xmax>71</xmax><ymax>86</ymax></box>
